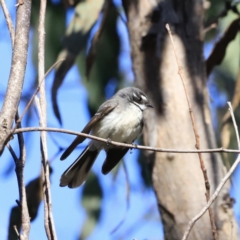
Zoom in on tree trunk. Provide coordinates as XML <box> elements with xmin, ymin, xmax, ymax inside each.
<box><xmin>122</xmin><ymin>0</ymin><xmax>238</xmax><ymax>239</ymax></box>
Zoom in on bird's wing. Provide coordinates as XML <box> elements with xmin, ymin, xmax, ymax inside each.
<box><xmin>60</xmin><ymin>102</ymin><xmax>118</xmax><ymax>160</ymax></box>
<box><xmin>81</xmin><ymin>101</ymin><xmax>118</xmax><ymax>136</ymax></box>
<box><xmin>101</xmin><ymin>147</ymin><xmax>129</xmax><ymax>174</ymax></box>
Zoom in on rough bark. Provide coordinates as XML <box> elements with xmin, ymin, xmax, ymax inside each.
<box><xmin>0</xmin><ymin>0</ymin><xmax>32</xmax><ymax>154</ymax></box>
<box><xmin>122</xmin><ymin>0</ymin><xmax>238</xmax><ymax>239</ymax></box>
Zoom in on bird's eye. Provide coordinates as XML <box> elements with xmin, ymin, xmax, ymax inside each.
<box><xmin>138</xmin><ymin>96</ymin><xmax>142</xmax><ymax>102</ymax></box>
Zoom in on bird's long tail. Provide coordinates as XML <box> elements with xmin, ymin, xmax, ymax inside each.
<box><xmin>60</xmin><ymin>136</ymin><xmax>85</xmax><ymax>160</ymax></box>
<box><xmin>60</xmin><ymin>146</ymin><xmax>99</xmax><ymax>188</ymax></box>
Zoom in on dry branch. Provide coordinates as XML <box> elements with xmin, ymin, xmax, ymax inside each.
<box><xmin>182</xmin><ymin>102</ymin><xmax>240</xmax><ymax>240</ymax></box>
<box><xmin>38</xmin><ymin>0</ymin><xmax>57</xmax><ymax>238</ymax></box>
<box><xmin>166</xmin><ymin>23</ymin><xmax>218</xmax><ymax>240</ymax></box>
<box><xmin>11</xmin><ymin>126</ymin><xmax>240</xmax><ymax>154</ymax></box>
<box><xmin>15</xmin><ymin>112</ymin><xmax>30</xmax><ymax>240</ymax></box>
<box><xmin>7</xmin><ymin>112</ymin><xmax>30</xmax><ymax>240</ymax></box>
<box><xmin>0</xmin><ymin>0</ymin><xmax>31</xmax><ymax>154</ymax></box>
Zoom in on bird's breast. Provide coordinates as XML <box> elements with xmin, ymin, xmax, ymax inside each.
<box><xmin>91</xmin><ymin>104</ymin><xmax>143</xmax><ymax>144</ymax></box>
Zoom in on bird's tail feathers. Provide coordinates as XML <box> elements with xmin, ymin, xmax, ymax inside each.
<box><xmin>60</xmin><ymin>146</ymin><xmax>99</xmax><ymax>188</ymax></box>
<box><xmin>60</xmin><ymin>137</ymin><xmax>83</xmax><ymax>160</ymax></box>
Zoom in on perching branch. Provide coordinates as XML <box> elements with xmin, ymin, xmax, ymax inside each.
<box><xmin>166</xmin><ymin>23</ymin><xmax>218</xmax><ymax>240</ymax></box>
<box><xmin>0</xmin><ymin>0</ymin><xmax>31</xmax><ymax>154</ymax></box>
<box><xmin>11</xmin><ymin>126</ymin><xmax>240</xmax><ymax>154</ymax></box>
<box><xmin>182</xmin><ymin>102</ymin><xmax>240</xmax><ymax>240</ymax></box>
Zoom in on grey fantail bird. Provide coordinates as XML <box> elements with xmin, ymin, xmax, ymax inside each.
<box><xmin>60</xmin><ymin>87</ymin><xmax>153</xmax><ymax>188</ymax></box>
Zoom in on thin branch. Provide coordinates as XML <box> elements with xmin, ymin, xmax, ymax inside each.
<box><xmin>15</xmin><ymin>112</ymin><xmax>24</xmax><ymax>161</ymax></box>
<box><xmin>35</xmin><ymin>98</ymin><xmax>56</xmax><ymax>240</ymax></box>
<box><xmin>182</xmin><ymin>102</ymin><xmax>240</xmax><ymax>240</ymax></box>
<box><xmin>1</xmin><ymin>59</ymin><xmax>65</xmax><ymax>188</ymax></box>
<box><xmin>0</xmin><ymin>0</ymin><xmax>31</xmax><ymax>154</ymax></box>
<box><xmin>38</xmin><ymin>0</ymin><xmax>57</xmax><ymax>238</ymax></box>
<box><xmin>15</xmin><ymin>58</ymin><xmax>65</xmax><ymax>128</ymax></box>
<box><xmin>229</xmin><ymin>102</ymin><xmax>240</xmax><ymax>148</ymax></box>
<box><xmin>166</xmin><ymin>23</ymin><xmax>217</xmax><ymax>239</ymax></box>
<box><xmin>3</xmin><ymin>59</ymin><xmax>65</xmax><ymax>151</ymax></box>
<box><xmin>0</xmin><ymin>0</ymin><xmax>15</xmax><ymax>47</ymax></box>
<box><xmin>7</xmin><ymin>143</ymin><xmax>18</xmax><ymax>163</ymax></box>
<box><xmin>7</xmin><ymin>113</ymin><xmax>30</xmax><ymax>240</ymax></box>
<box><xmin>13</xmin><ymin>225</ymin><xmax>20</xmax><ymax>238</ymax></box>
<box><xmin>15</xmin><ymin>111</ymin><xmax>30</xmax><ymax>240</ymax></box>
<box><xmin>12</xmin><ymin>126</ymin><xmax>240</xmax><ymax>154</ymax></box>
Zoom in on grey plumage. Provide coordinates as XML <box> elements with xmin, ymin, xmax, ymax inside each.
<box><xmin>60</xmin><ymin>87</ymin><xmax>153</xmax><ymax>188</ymax></box>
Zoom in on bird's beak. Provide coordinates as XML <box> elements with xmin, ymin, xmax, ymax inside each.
<box><xmin>147</xmin><ymin>104</ymin><xmax>154</xmax><ymax>108</ymax></box>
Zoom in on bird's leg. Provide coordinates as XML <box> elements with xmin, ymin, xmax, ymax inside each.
<box><xmin>106</xmin><ymin>138</ymin><xmax>112</xmax><ymax>146</ymax></box>
<box><xmin>130</xmin><ymin>142</ymin><xmax>137</xmax><ymax>154</ymax></box>
<box><xmin>132</xmin><ymin>142</ymin><xmax>138</xmax><ymax>149</ymax></box>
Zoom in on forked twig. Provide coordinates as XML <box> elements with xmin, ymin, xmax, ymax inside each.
<box><xmin>182</xmin><ymin>102</ymin><xmax>240</xmax><ymax>240</ymax></box>
<box><xmin>165</xmin><ymin>23</ymin><xmax>218</xmax><ymax>239</ymax></box>
<box><xmin>4</xmin><ymin>59</ymin><xmax>65</xmax><ymax>146</ymax></box>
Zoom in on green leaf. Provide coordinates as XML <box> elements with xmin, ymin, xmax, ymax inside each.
<box><xmin>31</xmin><ymin>1</ymin><xmax>66</xmax><ymax>70</ymax></box>
<box><xmin>51</xmin><ymin>0</ymin><xmax>105</xmax><ymax>124</ymax></box>
<box><xmin>76</xmin><ymin>2</ymin><xmax>122</xmax><ymax>114</ymax></box>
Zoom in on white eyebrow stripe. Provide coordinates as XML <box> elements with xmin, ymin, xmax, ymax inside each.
<box><xmin>133</xmin><ymin>93</ymin><xmax>138</xmax><ymax>98</ymax></box>
<box><xmin>141</xmin><ymin>95</ymin><xmax>147</xmax><ymax>101</ymax></box>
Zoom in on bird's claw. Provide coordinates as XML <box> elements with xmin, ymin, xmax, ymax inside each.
<box><xmin>131</xmin><ymin>142</ymin><xmax>137</xmax><ymax>149</ymax></box>
<box><xmin>130</xmin><ymin>143</ymin><xmax>137</xmax><ymax>153</ymax></box>
<box><xmin>106</xmin><ymin>138</ymin><xmax>112</xmax><ymax>146</ymax></box>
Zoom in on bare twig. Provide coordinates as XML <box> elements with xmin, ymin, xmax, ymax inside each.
<box><xmin>7</xmin><ymin>144</ymin><xmax>18</xmax><ymax>163</ymax></box>
<box><xmin>15</xmin><ymin>58</ymin><xmax>65</xmax><ymax>129</ymax></box>
<box><xmin>228</xmin><ymin>102</ymin><xmax>240</xmax><ymax>148</ymax></box>
<box><xmin>38</xmin><ymin>0</ymin><xmax>57</xmax><ymax>238</ymax></box>
<box><xmin>3</xmin><ymin>59</ymin><xmax>65</xmax><ymax>152</ymax></box>
<box><xmin>13</xmin><ymin>225</ymin><xmax>20</xmax><ymax>238</ymax></box>
<box><xmin>182</xmin><ymin>102</ymin><xmax>240</xmax><ymax>240</ymax></box>
<box><xmin>166</xmin><ymin>23</ymin><xmax>217</xmax><ymax>239</ymax></box>
<box><xmin>12</xmin><ymin>126</ymin><xmax>240</xmax><ymax>154</ymax></box>
<box><xmin>203</xmin><ymin>23</ymin><xmax>217</xmax><ymax>34</ymax></box>
<box><xmin>15</xmin><ymin>111</ymin><xmax>30</xmax><ymax>240</ymax></box>
<box><xmin>0</xmin><ymin>0</ymin><xmax>15</xmax><ymax>47</ymax></box>
<box><xmin>0</xmin><ymin>0</ymin><xmax>32</xmax><ymax>154</ymax></box>
<box><xmin>35</xmin><ymin>97</ymin><xmax>57</xmax><ymax>240</ymax></box>
<box><xmin>7</xmin><ymin>112</ymin><xmax>30</xmax><ymax>240</ymax></box>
